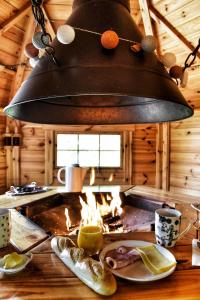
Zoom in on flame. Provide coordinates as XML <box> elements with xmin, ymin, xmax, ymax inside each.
<box><xmin>79</xmin><ymin>189</ymin><xmax>122</xmax><ymax>230</ymax></box>
<box><xmin>79</xmin><ymin>190</ymin><xmax>102</xmax><ymax>227</ymax></box>
<box><xmin>97</xmin><ymin>194</ymin><xmax>111</xmax><ymax>216</ymax></box>
<box><xmin>65</xmin><ymin>208</ymin><xmax>71</xmax><ymax>231</ymax></box>
<box><xmin>65</xmin><ymin>186</ymin><xmax>122</xmax><ymax>232</ymax></box>
<box><xmin>106</xmin><ymin>194</ymin><xmax>112</xmax><ymax>201</ymax></box>
<box><xmin>108</xmin><ymin>173</ymin><xmax>113</xmax><ymax>182</ymax></box>
<box><xmin>90</xmin><ymin>167</ymin><xmax>95</xmax><ymax>185</ymax></box>
<box><xmin>110</xmin><ymin>190</ymin><xmax>123</xmax><ymax>217</ymax></box>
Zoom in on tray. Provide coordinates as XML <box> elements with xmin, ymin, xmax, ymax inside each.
<box><xmin>6</xmin><ymin>186</ymin><xmax>48</xmax><ymax>196</ymax></box>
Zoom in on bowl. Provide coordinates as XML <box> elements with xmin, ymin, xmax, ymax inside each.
<box><xmin>0</xmin><ymin>252</ymin><xmax>33</xmax><ymax>274</ymax></box>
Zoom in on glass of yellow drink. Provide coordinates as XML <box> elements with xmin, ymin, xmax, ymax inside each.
<box><xmin>77</xmin><ymin>225</ymin><xmax>104</xmax><ymax>256</ymax></box>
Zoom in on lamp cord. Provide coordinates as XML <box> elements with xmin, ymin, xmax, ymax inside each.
<box><xmin>31</xmin><ymin>0</ymin><xmax>58</xmax><ymax>65</ymax></box>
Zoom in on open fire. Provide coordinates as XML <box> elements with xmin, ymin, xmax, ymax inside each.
<box><xmin>64</xmin><ymin>167</ymin><xmax>123</xmax><ymax>234</ymax></box>
<box><xmin>65</xmin><ymin>188</ymin><xmax>123</xmax><ymax>233</ymax></box>
<box><xmin>30</xmin><ymin>169</ymin><xmax>156</xmax><ymax>236</ymax></box>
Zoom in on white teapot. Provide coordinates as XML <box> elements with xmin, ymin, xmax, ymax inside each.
<box><xmin>57</xmin><ymin>164</ymin><xmax>88</xmax><ymax>192</ymax></box>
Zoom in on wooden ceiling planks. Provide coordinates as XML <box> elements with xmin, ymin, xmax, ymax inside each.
<box><xmin>151</xmin><ymin>0</ymin><xmax>200</xmax><ymax>110</ymax></box>
<box><xmin>0</xmin><ymin>2</ymin><xmax>31</xmax><ymax>36</ymax></box>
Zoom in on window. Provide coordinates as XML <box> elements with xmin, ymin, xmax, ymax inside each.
<box><xmin>56</xmin><ymin>133</ymin><xmax>121</xmax><ymax>167</ymax></box>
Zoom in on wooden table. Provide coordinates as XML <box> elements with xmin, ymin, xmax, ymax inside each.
<box><xmin>0</xmin><ymin>186</ymin><xmax>131</xmax><ymax>209</ymax></box>
<box><xmin>0</xmin><ymin>231</ymin><xmax>199</xmax><ymax>300</ymax></box>
<box><xmin>0</xmin><ymin>186</ymin><xmax>199</xmax><ymax>299</ymax></box>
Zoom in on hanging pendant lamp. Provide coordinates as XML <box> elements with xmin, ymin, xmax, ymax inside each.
<box><xmin>4</xmin><ymin>0</ymin><xmax>193</xmax><ymax>124</ymax></box>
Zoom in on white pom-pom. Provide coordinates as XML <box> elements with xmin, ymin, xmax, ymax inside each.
<box><xmin>180</xmin><ymin>69</ymin><xmax>189</xmax><ymax>88</ymax></box>
<box><xmin>161</xmin><ymin>52</ymin><xmax>177</xmax><ymax>68</ymax></box>
<box><xmin>141</xmin><ymin>35</ymin><xmax>157</xmax><ymax>52</ymax></box>
<box><xmin>32</xmin><ymin>32</ymin><xmax>51</xmax><ymax>49</ymax></box>
<box><xmin>29</xmin><ymin>57</ymin><xmax>40</xmax><ymax>68</ymax></box>
<box><xmin>57</xmin><ymin>25</ymin><xmax>75</xmax><ymax>44</ymax></box>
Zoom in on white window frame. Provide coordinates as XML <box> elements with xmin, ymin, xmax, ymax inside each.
<box><xmin>55</xmin><ymin>132</ymin><xmax>122</xmax><ymax>168</ymax></box>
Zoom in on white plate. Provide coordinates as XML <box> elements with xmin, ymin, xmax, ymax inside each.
<box><xmin>99</xmin><ymin>240</ymin><xmax>176</xmax><ymax>282</ymax></box>
<box><xmin>0</xmin><ymin>252</ymin><xmax>33</xmax><ymax>274</ymax></box>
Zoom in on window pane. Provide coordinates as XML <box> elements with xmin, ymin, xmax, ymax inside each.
<box><xmin>100</xmin><ymin>151</ymin><xmax>120</xmax><ymax>167</ymax></box>
<box><xmin>57</xmin><ymin>150</ymin><xmax>78</xmax><ymax>166</ymax></box>
<box><xmin>100</xmin><ymin>135</ymin><xmax>121</xmax><ymax>150</ymax></box>
<box><xmin>79</xmin><ymin>134</ymin><xmax>99</xmax><ymax>150</ymax></box>
<box><xmin>57</xmin><ymin>134</ymin><xmax>78</xmax><ymax>150</ymax></box>
<box><xmin>79</xmin><ymin>151</ymin><xmax>99</xmax><ymax>167</ymax></box>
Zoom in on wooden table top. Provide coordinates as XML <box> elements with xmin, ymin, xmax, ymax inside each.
<box><xmin>0</xmin><ymin>231</ymin><xmax>199</xmax><ymax>300</ymax></box>
<box><xmin>1</xmin><ymin>185</ymin><xmax>200</xmax><ymax>211</ymax></box>
<box><xmin>0</xmin><ymin>186</ymin><xmax>132</xmax><ymax>209</ymax></box>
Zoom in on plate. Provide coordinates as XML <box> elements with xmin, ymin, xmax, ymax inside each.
<box><xmin>0</xmin><ymin>252</ymin><xmax>33</xmax><ymax>274</ymax></box>
<box><xmin>99</xmin><ymin>240</ymin><xmax>176</xmax><ymax>282</ymax></box>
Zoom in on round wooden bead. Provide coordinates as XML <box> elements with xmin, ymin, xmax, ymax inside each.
<box><xmin>24</xmin><ymin>43</ymin><xmax>39</xmax><ymax>58</ymax></box>
<box><xmin>169</xmin><ymin>65</ymin><xmax>183</xmax><ymax>79</ymax></box>
<box><xmin>101</xmin><ymin>30</ymin><xmax>119</xmax><ymax>49</ymax></box>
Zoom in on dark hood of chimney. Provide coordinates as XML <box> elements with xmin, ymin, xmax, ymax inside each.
<box><xmin>4</xmin><ymin>0</ymin><xmax>193</xmax><ymax>124</ymax></box>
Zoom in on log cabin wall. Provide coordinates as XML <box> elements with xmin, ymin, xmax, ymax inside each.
<box><xmin>0</xmin><ymin>0</ymin><xmax>199</xmax><ymax>196</ymax></box>
<box><xmin>19</xmin><ymin>124</ymin><xmax>156</xmax><ymax>188</ymax></box>
<box><xmin>0</xmin><ymin>1</ymin><xmax>30</xmax><ymax>192</ymax></box>
<box><xmin>20</xmin><ymin>125</ymin><xmax>45</xmax><ymax>186</ymax></box>
<box><xmin>170</xmin><ymin>110</ymin><xmax>200</xmax><ymax>196</ymax></box>
<box><xmin>133</xmin><ymin>125</ymin><xmax>156</xmax><ymax>187</ymax></box>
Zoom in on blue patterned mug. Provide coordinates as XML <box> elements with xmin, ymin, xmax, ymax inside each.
<box><xmin>155</xmin><ymin>208</ymin><xmax>191</xmax><ymax>248</ymax></box>
<box><xmin>0</xmin><ymin>209</ymin><xmax>11</xmax><ymax>248</ymax></box>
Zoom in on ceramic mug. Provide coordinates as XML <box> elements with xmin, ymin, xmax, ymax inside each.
<box><xmin>0</xmin><ymin>209</ymin><xmax>11</xmax><ymax>248</ymax></box>
<box><xmin>57</xmin><ymin>164</ymin><xmax>88</xmax><ymax>192</ymax></box>
<box><xmin>155</xmin><ymin>208</ymin><xmax>191</xmax><ymax>248</ymax></box>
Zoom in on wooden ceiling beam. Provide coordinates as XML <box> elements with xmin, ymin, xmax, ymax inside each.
<box><xmin>132</xmin><ymin>13</ymin><xmax>142</xmax><ymax>26</ymax></box>
<box><xmin>138</xmin><ymin>0</ymin><xmax>162</xmax><ymax>56</ymax></box>
<box><xmin>138</xmin><ymin>0</ymin><xmax>153</xmax><ymax>35</ymax></box>
<box><xmin>0</xmin><ymin>2</ymin><xmax>31</xmax><ymax>36</ymax></box>
<box><xmin>149</xmin><ymin>4</ymin><xmax>200</xmax><ymax>59</ymax></box>
<box><xmin>0</xmin><ymin>65</ymin><xmax>15</xmax><ymax>75</ymax></box>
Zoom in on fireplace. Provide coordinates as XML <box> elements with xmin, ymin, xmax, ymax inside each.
<box><xmin>18</xmin><ymin>188</ymin><xmax>166</xmax><ymax>236</ymax></box>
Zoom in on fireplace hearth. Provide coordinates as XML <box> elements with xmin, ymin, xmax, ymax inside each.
<box><xmin>18</xmin><ymin>191</ymin><xmax>166</xmax><ymax>236</ymax></box>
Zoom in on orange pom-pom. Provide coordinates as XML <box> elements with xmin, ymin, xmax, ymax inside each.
<box><xmin>101</xmin><ymin>30</ymin><xmax>119</xmax><ymax>49</ymax></box>
<box><xmin>169</xmin><ymin>65</ymin><xmax>183</xmax><ymax>79</ymax></box>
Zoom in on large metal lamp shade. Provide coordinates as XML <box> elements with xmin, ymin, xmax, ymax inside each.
<box><xmin>4</xmin><ymin>0</ymin><xmax>193</xmax><ymax>124</ymax></box>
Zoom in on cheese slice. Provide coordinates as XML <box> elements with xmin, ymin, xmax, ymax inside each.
<box><xmin>136</xmin><ymin>245</ymin><xmax>176</xmax><ymax>275</ymax></box>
